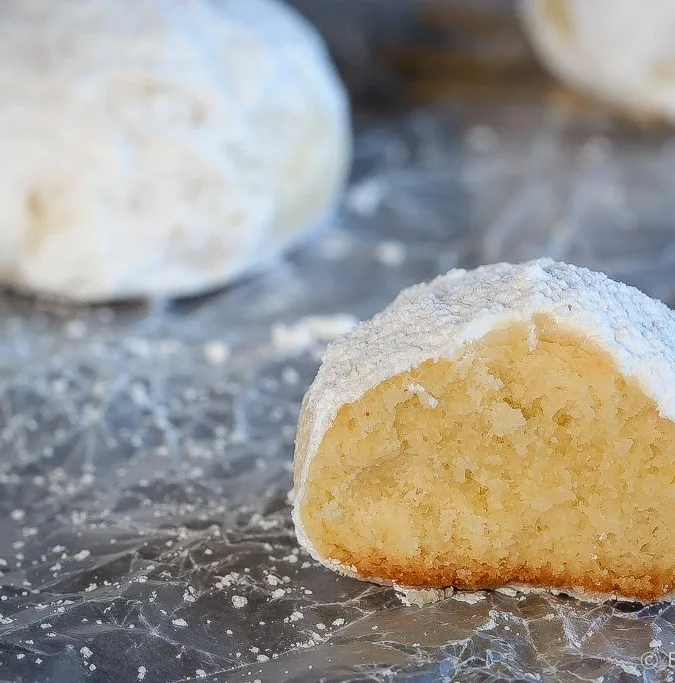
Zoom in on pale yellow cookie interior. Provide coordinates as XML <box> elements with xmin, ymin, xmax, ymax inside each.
<box><xmin>299</xmin><ymin>314</ymin><xmax>675</xmax><ymax>600</ymax></box>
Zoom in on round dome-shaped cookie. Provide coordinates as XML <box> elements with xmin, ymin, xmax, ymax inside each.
<box><xmin>0</xmin><ymin>0</ymin><xmax>351</xmax><ymax>301</ymax></box>
<box><xmin>294</xmin><ymin>259</ymin><xmax>675</xmax><ymax>602</ymax></box>
<box><xmin>520</xmin><ymin>0</ymin><xmax>675</xmax><ymax>121</ymax></box>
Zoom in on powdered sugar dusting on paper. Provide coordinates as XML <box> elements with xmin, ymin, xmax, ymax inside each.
<box><xmin>272</xmin><ymin>314</ymin><xmax>359</xmax><ymax>353</ymax></box>
<box><xmin>394</xmin><ymin>586</ymin><xmax>453</xmax><ymax>607</ymax></box>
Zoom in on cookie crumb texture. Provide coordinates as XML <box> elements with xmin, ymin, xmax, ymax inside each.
<box><xmin>0</xmin><ymin>0</ymin><xmax>350</xmax><ymax>301</ymax></box>
<box><xmin>294</xmin><ymin>260</ymin><xmax>675</xmax><ymax>602</ymax></box>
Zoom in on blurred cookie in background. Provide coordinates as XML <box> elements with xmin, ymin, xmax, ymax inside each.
<box><xmin>519</xmin><ymin>0</ymin><xmax>675</xmax><ymax>125</ymax></box>
<box><xmin>0</xmin><ymin>0</ymin><xmax>351</xmax><ymax>302</ymax></box>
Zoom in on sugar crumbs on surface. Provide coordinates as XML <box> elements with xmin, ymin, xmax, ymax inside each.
<box><xmin>345</xmin><ymin>177</ymin><xmax>387</xmax><ymax>217</ymax></box>
<box><xmin>281</xmin><ymin>366</ymin><xmax>300</xmax><ymax>385</ymax></box>
<box><xmin>374</xmin><ymin>240</ymin><xmax>407</xmax><ymax>267</ymax></box>
<box><xmin>271</xmin><ymin>315</ymin><xmax>358</xmax><ymax>353</ymax></box>
<box><xmin>394</xmin><ymin>586</ymin><xmax>452</xmax><ymax>607</ymax></box>
<box><xmin>316</xmin><ymin>232</ymin><xmax>351</xmax><ymax>260</ymax></box>
<box><xmin>232</xmin><ymin>595</ymin><xmax>248</xmax><ymax>608</ymax></box>
<box><xmin>215</xmin><ymin>572</ymin><xmax>241</xmax><ymax>589</ymax></box>
<box><xmin>203</xmin><ymin>341</ymin><xmax>231</xmax><ymax>366</ymax></box>
<box><xmin>477</xmin><ymin>613</ymin><xmax>498</xmax><ymax>631</ymax></box>
<box><xmin>495</xmin><ymin>587</ymin><xmax>520</xmax><ymax>598</ymax></box>
<box><xmin>452</xmin><ymin>591</ymin><xmax>487</xmax><ymax>605</ymax></box>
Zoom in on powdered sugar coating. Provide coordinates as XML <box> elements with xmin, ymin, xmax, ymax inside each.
<box><xmin>293</xmin><ymin>259</ymin><xmax>675</xmax><ymax>595</ymax></box>
<box><xmin>0</xmin><ymin>0</ymin><xmax>350</xmax><ymax>301</ymax></box>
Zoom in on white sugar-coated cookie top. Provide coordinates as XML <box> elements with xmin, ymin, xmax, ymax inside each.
<box><xmin>295</xmin><ymin>259</ymin><xmax>675</xmax><ymax>510</ymax></box>
<box><xmin>0</xmin><ymin>0</ymin><xmax>350</xmax><ymax>300</ymax></box>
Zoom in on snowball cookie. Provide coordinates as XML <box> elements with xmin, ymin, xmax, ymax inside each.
<box><xmin>293</xmin><ymin>259</ymin><xmax>675</xmax><ymax>602</ymax></box>
<box><xmin>519</xmin><ymin>0</ymin><xmax>675</xmax><ymax>121</ymax></box>
<box><xmin>0</xmin><ymin>0</ymin><xmax>351</xmax><ymax>301</ymax></box>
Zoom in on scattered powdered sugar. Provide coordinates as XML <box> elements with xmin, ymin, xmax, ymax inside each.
<box><xmin>315</xmin><ymin>232</ymin><xmax>352</xmax><ymax>260</ymax></box>
<box><xmin>374</xmin><ymin>241</ymin><xmax>407</xmax><ymax>267</ymax></box>
<box><xmin>172</xmin><ymin>618</ymin><xmax>188</xmax><ymax>628</ymax></box>
<box><xmin>272</xmin><ymin>315</ymin><xmax>358</xmax><ymax>353</ymax></box>
<box><xmin>215</xmin><ymin>572</ymin><xmax>241</xmax><ymax>589</ymax></box>
<box><xmin>612</xmin><ymin>660</ymin><xmax>642</xmax><ymax>677</ymax></box>
<box><xmin>393</xmin><ymin>586</ymin><xmax>452</xmax><ymax>607</ymax></box>
<box><xmin>477</xmin><ymin>613</ymin><xmax>498</xmax><ymax>631</ymax></box>
<box><xmin>65</xmin><ymin>320</ymin><xmax>88</xmax><ymax>340</ymax></box>
<box><xmin>452</xmin><ymin>591</ymin><xmax>487</xmax><ymax>605</ymax></box>
<box><xmin>232</xmin><ymin>595</ymin><xmax>248</xmax><ymax>609</ymax></box>
<box><xmin>137</xmin><ymin>666</ymin><xmax>147</xmax><ymax>680</ymax></box>
<box><xmin>495</xmin><ymin>587</ymin><xmax>520</xmax><ymax>598</ymax></box>
<box><xmin>281</xmin><ymin>366</ymin><xmax>300</xmax><ymax>385</ymax></box>
<box><xmin>345</xmin><ymin>177</ymin><xmax>387</xmax><ymax>216</ymax></box>
<box><xmin>203</xmin><ymin>341</ymin><xmax>231</xmax><ymax>366</ymax></box>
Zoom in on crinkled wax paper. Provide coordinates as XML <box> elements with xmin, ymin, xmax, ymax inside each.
<box><xmin>1</xmin><ymin>1</ymin><xmax>675</xmax><ymax>681</ymax></box>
